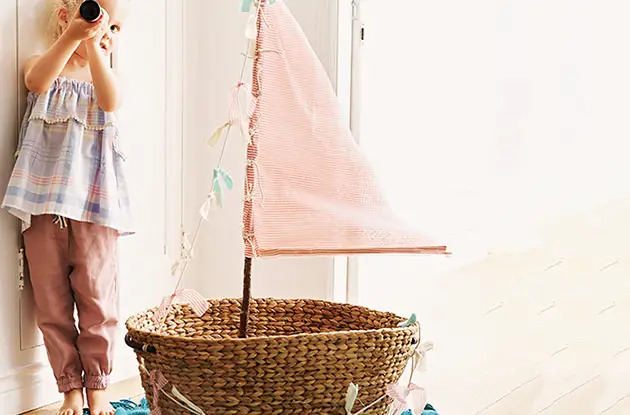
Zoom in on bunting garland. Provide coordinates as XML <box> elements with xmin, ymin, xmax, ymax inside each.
<box><xmin>345</xmin><ymin>337</ymin><xmax>435</xmax><ymax>415</ymax></box>
<box><xmin>151</xmin><ymin>0</ymin><xmax>260</xmax><ymax>351</ymax></box>
<box><xmin>147</xmin><ymin>2</ymin><xmax>436</xmax><ymax>414</ymax></box>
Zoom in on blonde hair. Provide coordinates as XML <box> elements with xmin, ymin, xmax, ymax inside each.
<box><xmin>47</xmin><ymin>0</ymin><xmax>84</xmax><ymax>43</ymax></box>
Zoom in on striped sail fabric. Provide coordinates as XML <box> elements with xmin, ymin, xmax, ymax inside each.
<box><xmin>242</xmin><ymin>1</ymin><xmax>446</xmax><ymax>257</ymax></box>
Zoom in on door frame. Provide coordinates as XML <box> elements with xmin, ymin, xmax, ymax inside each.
<box><xmin>333</xmin><ymin>0</ymin><xmax>363</xmax><ymax>304</ymax></box>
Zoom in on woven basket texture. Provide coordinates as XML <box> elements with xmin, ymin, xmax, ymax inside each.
<box><xmin>126</xmin><ymin>298</ymin><xmax>419</xmax><ymax>415</ymax></box>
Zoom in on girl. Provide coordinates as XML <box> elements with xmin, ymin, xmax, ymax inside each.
<box><xmin>2</xmin><ymin>1</ymin><xmax>132</xmax><ymax>414</ymax></box>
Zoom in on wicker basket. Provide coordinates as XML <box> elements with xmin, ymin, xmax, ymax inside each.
<box><xmin>125</xmin><ymin>298</ymin><xmax>419</xmax><ymax>415</ymax></box>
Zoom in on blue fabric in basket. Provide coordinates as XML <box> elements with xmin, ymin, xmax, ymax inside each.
<box><xmin>82</xmin><ymin>398</ymin><xmax>436</xmax><ymax>414</ymax></box>
<box><xmin>82</xmin><ymin>398</ymin><xmax>150</xmax><ymax>415</ymax></box>
<box><xmin>113</xmin><ymin>399</ymin><xmax>150</xmax><ymax>415</ymax></box>
<box><xmin>401</xmin><ymin>403</ymin><xmax>439</xmax><ymax>415</ymax></box>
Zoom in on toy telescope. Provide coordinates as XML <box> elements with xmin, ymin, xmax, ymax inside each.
<box><xmin>80</xmin><ymin>0</ymin><xmax>101</xmax><ymax>22</ymax></box>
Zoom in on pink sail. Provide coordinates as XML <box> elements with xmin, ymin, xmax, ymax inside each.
<box><xmin>243</xmin><ymin>1</ymin><xmax>447</xmax><ymax>257</ymax></box>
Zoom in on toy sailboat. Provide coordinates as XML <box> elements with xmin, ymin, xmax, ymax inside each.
<box><xmin>125</xmin><ymin>1</ymin><xmax>447</xmax><ymax>414</ymax></box>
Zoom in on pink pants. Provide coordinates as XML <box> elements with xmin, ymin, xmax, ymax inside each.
<box><xmin>24</xmin><ymin>215</ymin><xmax>119</xmax><ymax>393</ymax></box>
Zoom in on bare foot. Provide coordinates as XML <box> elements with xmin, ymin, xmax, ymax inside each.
<box><xmin>86</xmin><ymin>388</ymin><xmax>115</xmax><ymax>415</ymax></box>
<box><xmin>57</xmin><ymin>389</ymin><xmax>84</xmax><ymax>415</ymax></box>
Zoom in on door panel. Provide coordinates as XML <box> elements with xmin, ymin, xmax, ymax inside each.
<box><xmin>15</xmin><ymin>0</ymin><xmax>49</xmax><ymax>351</ymax></box>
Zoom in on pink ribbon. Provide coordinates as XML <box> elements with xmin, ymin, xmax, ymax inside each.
<box><xmin>229</xmin><ymin>82</ymin><xmax>251</xmax><ymax>123</ymax></box>
<box><xmin>150</xmin><ymin>370</ymin><xmax>169</xmax><ymax>415</ymax></box>
<box><xmin>386</xmin><ymin>383</ymin><xmax>426</xmax><ymax>415</ymax></box>
<box><xmin>154</xmin><ymin>289</ymin><xmax>209</xmax><ymax>324</ymax></box>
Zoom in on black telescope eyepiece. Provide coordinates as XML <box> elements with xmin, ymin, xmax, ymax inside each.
<box><xmin>80</xmin><ymin>0</ymin><xmax>101</xmax><ymax>22</ymax></box>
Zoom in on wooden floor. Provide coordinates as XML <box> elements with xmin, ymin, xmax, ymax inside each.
<box><xmin>24</xmin><ymin>377</ymin><xmax>144</xmax><ymax>415</ymax></box>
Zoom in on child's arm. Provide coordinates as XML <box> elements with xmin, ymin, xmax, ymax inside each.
<box><xmin>24</xmin><ymin>35</ymin><xmax>79</xmax><ymax>93</ymax></box>
<box><xmin>25</xmin><ymin>9</ymin><xmax>104</xmax><ymax>93</ymax></box>
<box><xmin>86</xmin><ymin>40</ymin><xmax>121</xmax><ymax>112</ymax></box>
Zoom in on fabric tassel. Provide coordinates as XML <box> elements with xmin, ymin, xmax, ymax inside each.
<box><xmin>245</xmin><ymin>12</ymin><xmax>258</xmax><ymax>39</ymax></box>
<box><xmin>149</xmin><ymin>370</ymin><xmax>207</xmax><ymax>415</ymax></box>
<box><xmin>247</xmin><ymin>40</ymin><xmax>258</xmax><ymax>59</ymax></box>
<box><xmin>218</xmin><ymin>168</ymin><xmax>234</xmax><ymax>190</ymax></box>
<box><xmin>211</xmin><ymin>168</ymin><xmax>234</xmax><ymax>209</ymax></box>
<box><xmin>412</xmin><ymin>341</ymin><xmax>434</xmax><ymax>374</ymax></box>
<box><xmin>228</xmin><ymin>83</ymin><xmax>249</xmax><ymax>122</ymax></box>
<box><xmin>228</xmin><ymin>82</ymin><xmax>252</xmax><ymax>143</ymax></box>
<box><xmin>154</xmin><ymin>289</ymin><xmax>209</xmax><ymax>324</ymax></box>
<box><xmin>182</xmin><ymin>232</ymin><xmax>193</xmax><ymax>257</ymax></box>
<box><xmin>386</xmin><ymin>383</ymin><xmax>426</xmax><ymax>415</ymax></box>
<box><xmin>170</xmin><ymin>260</ymin><xmax>182</xmax><ymax>277</ymax></box>
<box><xmin>171</xmin><ymin>233</ymin><xmax>195</xmax><ymax>276</ymax></box>
<box><xmin>208</xmin><ymin>121</ymin><xmax>231</xmax><ymax>147</ymax></box>
<box><xmin>398</xmin><ymin>313</ymin><xmax>417</xmax><ymax>328</ymax></box>
<box><xmin>345</xmin><ymin>383</ymin><xmax>359</xmax><ymax>414</ymax></box>
<box><xmin>171</xmin><ymin>386</ymin><xmax>206</xmax><ymax>415</ymax></box>
<box><xmin>212</xmin><ymin>172</ymin><xmax>223</xmax><ymax>209</ymax></box>
<box><xmin>199</xmin><ymin>192</ymin><xmax>220</xmax><ymax>220</ymax></box>
<box><xmin>150</xmin><ymin>370</ymin><xmax>168</xmax><ymax>415</ymax></box>
<box><xmin>240</xmin><ymin>0</ymin><xmax>253</xmax><ymax>12</ymax></box>
<box><xmin>408</xmin><ymin>385</ymin><xmax>428</xmax><ymax>415</ymax></box>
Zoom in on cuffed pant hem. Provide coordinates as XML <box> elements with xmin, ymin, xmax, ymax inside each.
<box><xmin>84</xmin><ymin>373</ymin><xmax>111</xmax><ymax>390</ymax></box>
<box><xmin>57</xmin><ymin>373</ymin><xmax>83</xmax><ymax>393</ymax></box>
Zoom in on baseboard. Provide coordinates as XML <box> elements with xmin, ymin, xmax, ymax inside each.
<box><xmin>0</xmin><ymin>363</ymin><xmax>59</xmax><ymax>415</ymax></box>
<box><xmin>0</xmin><ymin>348</ymin><xmax>142</xmax><ymax>414</ymax></box>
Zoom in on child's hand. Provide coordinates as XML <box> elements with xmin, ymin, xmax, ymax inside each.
<box><xmin>87</xmin><ymin>9</ymin><xmax>111</xmax><ymax>50</ymax></box>
<box><xmin>63</xmin><ymin>7</ymin><xmax>109</xmax><ymax>42</ymax></box>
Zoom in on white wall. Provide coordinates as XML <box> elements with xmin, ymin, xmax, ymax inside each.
<box><xmin>356</xmin><ymin>1</ymin><xmax>630</xmax><ymax>414</ymax></box>
<box><xmin>180</xmin><ymin>0</ymin><xmax>338</xmax><ymax>301</ymax></box>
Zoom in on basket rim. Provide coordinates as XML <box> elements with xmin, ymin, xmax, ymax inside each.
<box><xmin>125</xmin><ymin>298</ymin><xmax>420</xmax><ymax>346</ymax></box>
